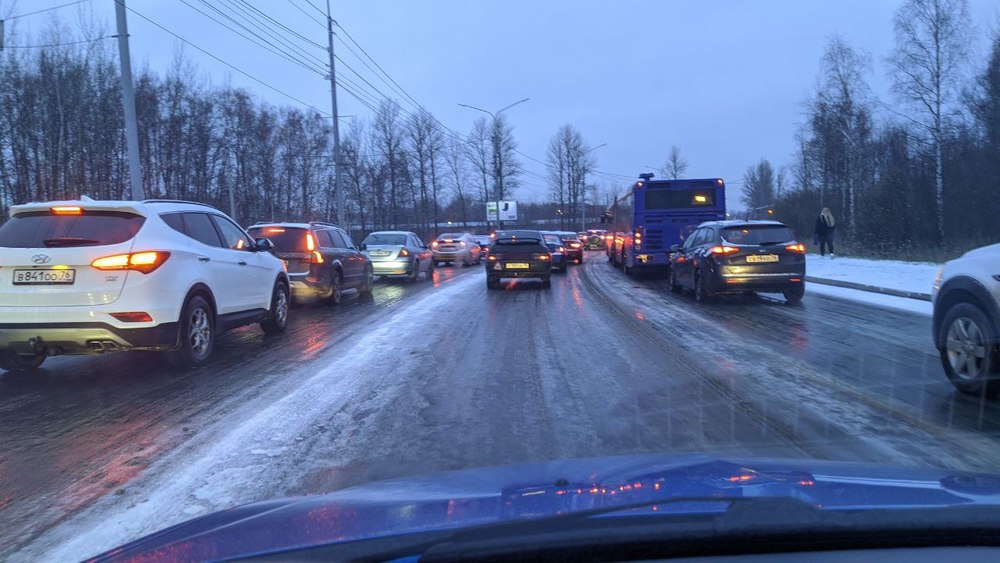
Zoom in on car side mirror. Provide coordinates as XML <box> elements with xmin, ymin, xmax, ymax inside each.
<box><xmin>670</xmin><ymin>244</ymin><xmax>681</xmax><ymax>252</ymax></box>
<box><xmin>255</xmin><ymin>238</ymin><xmax>274</xmax><ymax>252</ymax></box>
<box><xmin>422</xmin><ymin>245</ymin><xmax>429</xmax><ymax>250</ymax></box>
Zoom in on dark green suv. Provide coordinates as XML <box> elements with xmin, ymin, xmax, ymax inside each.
<box><xmin>485</xmin><ymin>230</ymin><xmax>553</xmax><ymax>289</ymax></box>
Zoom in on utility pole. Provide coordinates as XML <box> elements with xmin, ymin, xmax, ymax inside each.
<box><xmin>325</xmin><ymin>0</ymin><xmax>343</xmax><ymax>227</ymax></box>
<box><xmin>114</xmin><ymin>0</ymin><xmax>143</xmax><ymax>200</ymax></box>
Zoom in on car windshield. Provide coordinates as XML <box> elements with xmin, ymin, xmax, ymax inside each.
<box><xmin>247</xmin><ymin>226</ymin><xmax>309</xmax><ymax>252</ymax></box>
<box><xmin>721</xmin><ymin>225</ymin><xmax>796</xmax><ymax>245</ymax></box>
<box><xmin>6</xmin><ymin>1</ymin><xmax>1000</xmax><ymax>560</ymax></box>
<box><xmin>363</xmin><ymin>233</ymin><xmax>407</xmax><ymax>246</ymax></box>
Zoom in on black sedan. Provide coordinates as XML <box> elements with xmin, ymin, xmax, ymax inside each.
<box><xmin>669</xmin><ymin>220</ymin><xmax>805</xmax><ymax>304</ymax></box>
<box><xmin>486</xmin><ymin>230</ymin><xmax>552</xmax><ymax>289</ymax></box>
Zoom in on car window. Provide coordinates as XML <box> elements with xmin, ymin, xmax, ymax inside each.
<box><xmin>211</xmin><ymin>215</ymin><xmax>253</xmax><ymax>251</ymax></box>
<box><xmin>181</xmin><ymin>213</ymin><xmax>224</xmax><ymax>248</ymax></box>
<box><xmin>411</xmin><ymin>235</ymin><xmax>424</xmax><ymax>247</ymax></box>
<box><xmin>683</xmin><ymin>228</ymin><xmax>703</xmax><ymax>249</ymax></box>
<box><xmin>721</xmin><ymin>225</ymin><xmax>795</xmax><ymax>245</ymax></box>
<box><xmin>0</xmin><ymin>210</ymin><xmax>146</xmax><ymax>248</ymax></box>
<box><xmin>315</xmin><ymin>230</ymin><xmax>335</xmax><ymax>248</ymax></box>
<box><xmin>339</xmin><ymin>230</ymin><xmax>356</xmax><ymax>249</ymax></box>
<box><xmin>363</xmin><ymin>233</ymin><xmax>407</xmax><ymax>246</ymax></box>
<box><xmin>329</xmin><ymin>230</ymin><xmax>349</xmax><ymax>249</ymax></box>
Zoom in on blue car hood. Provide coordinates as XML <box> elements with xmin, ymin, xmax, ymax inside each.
<box><xmin>91</xmin><ymin>454</ymin><xmax>1000</xmax><ymax>561</ymax></box>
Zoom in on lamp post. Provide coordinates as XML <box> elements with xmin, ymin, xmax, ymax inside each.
<box><xmin>458</xmin><ymin>98</ymin><xmax>529</xmax><ymax>230</ymax></box>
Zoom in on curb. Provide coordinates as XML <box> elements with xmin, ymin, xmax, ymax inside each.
<box><xmin>805</xmin><ymin>276</ymin><xmax>932</xmax><ymax>302</ymax></box>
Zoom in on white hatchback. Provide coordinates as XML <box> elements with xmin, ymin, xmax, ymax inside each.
<box><xmin>0</xmin><ymin>198</ymin><xmax>290</xmax><ymax>372</ymax></box>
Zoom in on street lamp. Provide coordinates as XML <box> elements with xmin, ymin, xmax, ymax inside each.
<box><xmin>580</xmin><ymin>143</ymin><xmax>608</xmax><ymax>231</ymax></box>
<box><xmin>458</xmin><ymin>97</ymin><xmax>530</xmax><ymax>229</ymax></box>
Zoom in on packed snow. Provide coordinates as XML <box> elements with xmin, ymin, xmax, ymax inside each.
<box><xmin>805</xmin><ymin>255</ymin><xmax>939</xmax><ymax>315</ymax></box>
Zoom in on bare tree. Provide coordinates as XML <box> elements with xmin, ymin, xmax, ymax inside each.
<box><xmin>889</xmin><ymin>0</ymin><xmax>971</xmax><ymax>241</ymax></box>
<box><xmin>444</xmin><ymin>140</ymin><xmax>470</xmax><ymax>227</ymax></box>
<box><xmin>742</xmin><ymin>158</ymin><xmax>776</xmax><ymax>214</ymax></box>
<box><xmin>373</xmin><ymin>101</ymin><xmax>404</xmax><ymax>227</ymax></box>
<box><xmin>663</xmin><ymin>145</ymin><xmax>688</xmax><ymax>179</ymax></box>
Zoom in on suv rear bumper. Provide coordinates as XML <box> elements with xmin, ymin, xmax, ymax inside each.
<box><xmin>0</xmin><ymin>322</ymin><xmax>179</xmax><ymax>355</ymax></box>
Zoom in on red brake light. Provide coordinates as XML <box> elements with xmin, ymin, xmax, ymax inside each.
<box><xmin>536</xmin><ymin>253</ymin><xmax>551</xmax><ymax>261</ymax></box>
<box><xmin>265</xmin><ymin>227</ymin><xmax>286</xmax><ymax>233</ymax></box>
<box><xmin>431</xmin><ymin>241</ymin><xmax>439</xmax><ymax>248</ymax></box>
<box><xmin>51</xmin><ymin>206</ymin><xmax>82</xmax><ymax>215</ymax></box>
<box><xmin>570</xmin><ymin>242</ymin><xmax>581</xmax><ymax>248</ymax></box>
<box><xmin>110</xmin><ymin>312</ymin><xmax>153</xmax><ymax>323</ymax></box>
<box><xmin>305</xmin><ymin>233</ymin><xmax>316</xmax><ymax>251</ymax></box>
<box><xmin>92</xmin><ymin>251</ymin><xmax>170</xmax><ymax>274</ymax></box>
<box><xmin>710</xmin><ymin>246</ymin><xmax>739</xmax><ymax>255</ymax></box>
<box><xmin>398</xmin><ymin>248</ymin><xmax>410</xmax><ymax>258</ymax></box>
<box><xmin>557</xmin><ymin>246</ymin><xmax>566</xmax><ymax>253</ymax></box>
<box><xmin>488</xmin><ymin>254</ymin><xmax>498</xmax><ymax>261</ymax></box>
<box><xmin>785</xmin><ymin>243</ymin><xmax>806</xmax><ymax>253</ymax></box>
<box><xmin>311</xmin><ymin>251</ymin><xmax>324</xmax><ymax>264</ymax></box>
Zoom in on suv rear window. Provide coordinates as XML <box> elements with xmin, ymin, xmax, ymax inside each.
<box><xmin>721</xmin><ymin>225</ymin><xmax>795</xmax><ymax>245</ymax></box>
<box><xmin>0</xmin><ymin>211</ymin><xmax>145</xmax><ymax>248</ymax></box>
<box><xmin>247</xmin><ymin>226</ymin><xmax>309</xmax><ymax>252</ymax></box>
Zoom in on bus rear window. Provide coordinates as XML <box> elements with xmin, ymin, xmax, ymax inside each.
<box><xmin>0</xmin><ymin>211</ymin><xmax>145</xmax><ymax>248</ymax></box>
<box><xmin>248</xmin><ymin>226</ymin><xmax>310</xmax><ymax>252</ymax></box>
<box><xmin>644</xmin><ymin>189</ymin><xmax>715</xmax><ymax>209</ymax></box>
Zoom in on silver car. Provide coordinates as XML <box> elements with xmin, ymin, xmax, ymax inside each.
<box><xmin>431</xmin><ymin>232</ymin><xmax>482</xmax><ymax>267</ymax></box>
<box><xmin>361</xmin><ymin>231</ymin><xmax>434</xmax><ymax>282</ymax></box>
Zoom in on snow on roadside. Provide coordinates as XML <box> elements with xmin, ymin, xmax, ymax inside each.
<box><xmin>806</xmin><ymin>255</ymin><xmax>940</xmax><ymax>296</ymax></box>
<box><xmin>807</xmin><ymin>282</ymin><xmax>932</xmax><ymax>316</ymax></box>
<box><xmin>14</xmin><ymin>273</ymin><xmax>483</xmax><ymax>563</ymax></box>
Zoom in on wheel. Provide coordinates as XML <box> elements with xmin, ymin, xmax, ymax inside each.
<box><xmin>0</xmin><ymin>352</ymin><xmax>46</xmax><ymax>372</ymax></box>
<box><xmin>670</xmin><ymin>269</ymin><xmax>683</xmax><ymax>293</ymax></box>
<box><xmin>326</xmin><ymin>269</ymin><xmax>344</xmax><ymax>305</ymax></box>
<box><xmin>261</xmin><ymin>281</ymin><xmax>290</xmax><ymax>334</ymax></box>
<box><xmin>694</xmin><ymin>270</ymin><xmax>713</xmax><ymax>303</ymax></box>
<box><xmin>358</xmin><ymin>265</ymin><xmax>374</xmax><ymax>297</ymax></box>
<box><xmin>426</xmin><ymin>258</ymin><xmax>435</xmax><ymax>280</ymax></box>
<box><xmin>939</xmin><ymin>303</ymin><xmax>999</xmax><ymax>395</ymax></box>
<box><xmin>783</xmin><ymin>285</ymin><xmax>804</xmax><ymax>305</ymax></box>
<box><xmin>487</xmin><ymin>276</ymin><xmax>501</xmax><ymax>290</ymax></box>
<box><xmin>607</xmin><ymin>251</ymin><xmax>613</xmax><ymax>263</ymax></box>
<box><xmin>542</xmin><ymin>275</ymin><xmax>552</xmax><ymax>289</ymax></box>
<box><xmin>169</xmin><ymin>295</ymin><xmax>214</xmax><ymax>369</ymax></box>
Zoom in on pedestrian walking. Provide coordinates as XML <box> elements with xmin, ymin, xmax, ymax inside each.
<box><xmin>814</xmin><ymin>207</ymin><xmax>836</xmax><ymax>258</ymax></box>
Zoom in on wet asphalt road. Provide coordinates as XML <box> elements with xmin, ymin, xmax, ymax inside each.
<box><xmin>5</xmin><ymin>251</ymin><xmax>1000</xmax><ymax>559</ymax></box>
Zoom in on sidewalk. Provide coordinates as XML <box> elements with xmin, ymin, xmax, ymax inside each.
<box><xmin>804</xmin><ymin>255</ymin><xmax>940</xmax><ymax>316</ymax></box>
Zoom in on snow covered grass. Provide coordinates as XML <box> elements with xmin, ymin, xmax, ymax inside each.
<box><xmin>804</xmin><ymin>254</ymin><xmax>940</xmax><ymax>316</ymax></box>
<box><xmin>806</xmin><ymin>255</ymin><xmax>940</xmax><ymax>296</ymax></box>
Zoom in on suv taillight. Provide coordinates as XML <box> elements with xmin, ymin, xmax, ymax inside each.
<box><xmin>92</xmin><ymin>251</ymin><xmax>171</xmax><ymax>274</ymax></box>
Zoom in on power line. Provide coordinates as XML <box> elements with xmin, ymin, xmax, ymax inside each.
<box><xmin>285</xmin><ymin>0</ymin><xmax>324</xmax><ymax>27</ymax></box>
<box><xmin>123</xmin><ymin>2</ymin><xmax>332</xmax><ymax>119</ymax></box>
<box><xmin>236</xmin><ymin>0</ymin><xmax>325</xmax><ymax>49</ymax></box>
<box><xmin>298</xmin><ymin>0</ymin><xmax>326</xmax><ymax>17</ymax></box>
<box><xmin>5</xmin><ymin>0</ymin><xmax>89</xmax><ymax>20</ymax></box>
<box><xmin>174</xmin><ymin>0</ymin><xmax>326</xmax><ymax>76</ymax></box>
<box><xmin>3</xmin><ymin>36</ymin><xmax>111</xmax><ymax>48</ymax></box>
<box><xmin>212</xmin><ymin>0</ymin><xmax>326</xmax><ymax>66</ymax></box>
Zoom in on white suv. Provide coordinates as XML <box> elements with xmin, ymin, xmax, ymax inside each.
<box><xmin>932</xmin><ymin>243</ymin><xmax>1000</xmax><ymax>394</ymax></box>
<box><xmin>0</xmin><ymin>198</ymin><xmax>290</xmax><ymax>372</ymax></box>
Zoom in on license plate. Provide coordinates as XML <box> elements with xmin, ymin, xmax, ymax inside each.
<box><xmin>370</xmin><ymin>251</ymin><xmax>390</xmax><ymax>257</ymax></box>
<box><xmin>13</xmin><ymin>269</ymin><xmax>76</xmax><ymax>285</ymax></box>
<box><xmin>746</xmin><ymin>254</ymin><xmax>779</xmax><ymax>263</ymax></box>
<box><xmin>506</xmin><ymin>263</ymin><xmax>530</xmax><ymax>269</ymax></box>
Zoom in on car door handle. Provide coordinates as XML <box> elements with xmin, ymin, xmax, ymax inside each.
<box><xmin>238</xmin><ymin>260</ymin><xmax>247</xmax><ymax>266</ymax></box>
<box><xmin>198</xmin><ymin>256</ymin><xmax>211</xmax><ymax>262</ymax></box>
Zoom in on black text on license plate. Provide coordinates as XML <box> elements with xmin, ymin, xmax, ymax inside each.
<box><xmin>746</xmin><ymin>255</ymin><xmax>779</xmax><ymax>263</ymax></box>
<box><xmin>13</xmin><ymin>269</ymin><xmax>76</xmax><ymax>285</ymax></box>
<box><xmin>506</xmin><ymin>262</ymin><xmax>530</xmax><ymax>269</ymax></box>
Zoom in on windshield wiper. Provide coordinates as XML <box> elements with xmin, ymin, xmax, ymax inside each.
<box><xmin>43</xmin><ymin>237</ymin><xmax>101</xmax><ymax>247</ymax></box>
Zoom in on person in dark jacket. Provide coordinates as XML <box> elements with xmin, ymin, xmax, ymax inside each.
<box><xmin>814</xmin><ymin>207</ymin><xmax>836</xmax><ymax>257</ymax></box>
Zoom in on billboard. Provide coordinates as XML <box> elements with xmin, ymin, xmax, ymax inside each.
<box><xmin>486</xmin><ymin>200</ymin><xmax>518</xmax><ymax>222</ymax></box>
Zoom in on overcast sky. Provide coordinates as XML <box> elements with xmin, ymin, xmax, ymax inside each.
<box><xmin>5</xmin><ymin>0</ymin><xmax>1000</xmax><ymax>206</ymax></box>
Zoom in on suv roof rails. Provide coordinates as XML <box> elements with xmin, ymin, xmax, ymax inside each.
<box><xmin>142</xmin><ymin>199</ymin><xmax>216</xmax><ymax>209</ymax></box>
<box><xmin>309</xmin><ymin>221</ymin><xmax>343</xmax><ymax>229</ymax></box>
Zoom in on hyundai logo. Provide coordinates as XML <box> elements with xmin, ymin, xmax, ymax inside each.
<box><xmin>31</xmin><ymin>254</ymin><xmax>51</xmax><ymax>264</ymax></box>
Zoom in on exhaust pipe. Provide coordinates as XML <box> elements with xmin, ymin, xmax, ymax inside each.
<box><xmin>28</xmin><ymin>337</ymin><xmax>48</xmax><ymax>355</ymax></box>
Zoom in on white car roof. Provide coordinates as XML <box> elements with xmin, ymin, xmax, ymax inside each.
<box><xmin>10</xmin><ymin>197</ymin><xmax>222</xmax><ymax>217</ymax></box>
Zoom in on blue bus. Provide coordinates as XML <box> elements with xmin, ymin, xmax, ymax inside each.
<box><xmin>606</xmin><ymin>176</ymin><xmax>727</xmax><ymax>275</ymax></box>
